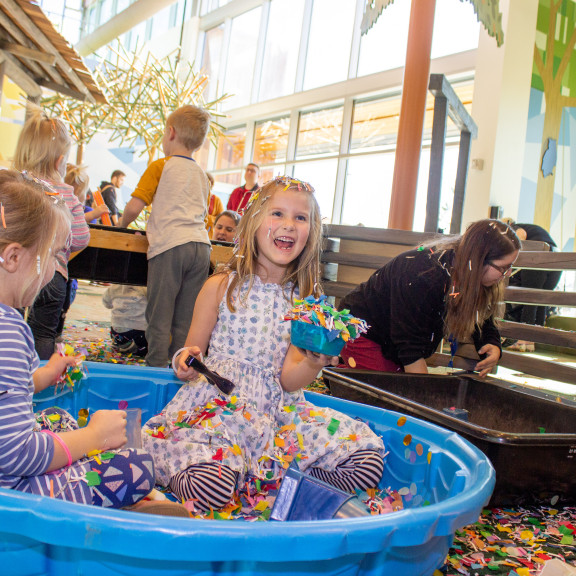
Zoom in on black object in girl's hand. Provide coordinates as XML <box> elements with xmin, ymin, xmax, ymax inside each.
<box><xmin>184</xmin><ymin>355</ymin><xmax>235</xmax><ymax>395</ymax></box>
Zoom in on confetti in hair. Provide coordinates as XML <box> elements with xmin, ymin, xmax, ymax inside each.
<box><xmin>0</xmin><ymin>203</ymin><xmax>5</xmax><ymax>229</ymax></box>
<box><xmin>36</xmin><ymin>255</ymin><xmax>41</xmax><ymax>275</ymax></box>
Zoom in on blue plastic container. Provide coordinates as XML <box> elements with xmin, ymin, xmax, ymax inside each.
<box><xmin>290</xmin><ymin>321</ymin><xmax>346</xmax><ymax>356</ymax></box>
<box><xmin>1</xmin><ymin>361</ymin><xmax>495</xmax><ymax>576</ymax></box>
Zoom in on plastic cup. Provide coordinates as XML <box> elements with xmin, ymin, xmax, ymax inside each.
<box><xmin>124</xmin><ymin>408</ymin><xmax>142</xmax><ymax>449</ymax></box>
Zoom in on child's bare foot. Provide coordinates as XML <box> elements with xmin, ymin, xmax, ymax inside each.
<box><xmin>125</xmin><ymin>500</ymin><xmax>190</xmax><ymax>517</ymax></box>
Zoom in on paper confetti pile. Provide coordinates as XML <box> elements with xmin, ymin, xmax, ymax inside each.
<box><xmin>284</xmin><ymin>295</ymin><xmax>369</xmax><ymax>343</ymax></box>
<box><xmin>441</xmin><ymin>506</ymin><xmax>576</xmax><ymax>576</ymax></box>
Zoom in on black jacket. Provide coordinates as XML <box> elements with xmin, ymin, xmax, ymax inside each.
<box><xmin>99</xmin><ymin>181</ymin><xmax>119</xmax><ymax>217</ymax></box>
<box><xmin>340</xmin><ymin>248</ymin><xmax>501</xmax><ymax>366</ymax></box>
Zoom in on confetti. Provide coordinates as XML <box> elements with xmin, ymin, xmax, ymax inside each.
<box><xmin>284</xmin><ymin>295</ymin><xmax>369</xmax><ymax>344</ymax></box>
<box><xmin>54</xmin><ymin>343</ymin><xmax>87</xmax><ymax>393</ymax></box>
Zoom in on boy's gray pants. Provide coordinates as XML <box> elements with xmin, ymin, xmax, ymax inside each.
<box><xmin>145</xmin><ymin>241</ymin><xmax>210</xmax><ymax>367</ymax></box>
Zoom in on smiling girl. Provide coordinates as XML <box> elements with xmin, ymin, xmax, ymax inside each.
<box><xmin>143</xmin><ymin>177</ymin><xmax>386</xmax><ymax>512</ymax></box>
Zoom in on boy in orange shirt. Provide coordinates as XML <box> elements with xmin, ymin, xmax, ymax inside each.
<box><xmin>120</xmin><ymin>106</ymin><xmax>212</xmax><ymax>367</ymax></box>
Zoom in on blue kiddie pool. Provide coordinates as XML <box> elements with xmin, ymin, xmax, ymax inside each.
<box><xmin>1</xmin><ymin>362</ymin><xmax>495</xmax><ymax>576</ymax></box>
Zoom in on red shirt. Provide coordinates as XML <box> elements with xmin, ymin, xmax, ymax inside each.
<box><xmin>227</xmin><ymin>184</ymin><xmax>258</xmax><ymax>213</ymax></box>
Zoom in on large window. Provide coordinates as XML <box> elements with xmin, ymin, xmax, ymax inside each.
<box><xmin>341</xmin><ymin>154</ymin><xmax>395</xmax><ymax>227</ymax></box>
<box><xmin>223</xmin><ymin>8</ymin><xmax>262</xmax><ymax>109</ymax></box>
<box><xmin>431</xmin><ymin>1</ymin><xmax>479</xmax><ymax>59</ymax></box>
<box><xmin>350</xmin><ymin>96</ymin><xmax>401</xmax><ymax>153</ymax></box>
<box><xmin>357</xmin><ymin>0</ymin><xmax>410</xmax><ymax>77</ymax></box>
<box><xmin>215</xmin><ymin>125</ymin><xmax>247</xmax><ymax>186</ymax></box>
<box><xmin>259</xmin><ymin>0</ymin><xmax>305</xmax><ymax>102</ymax></box>
<box><xmin>151</xmin><ymin>5</ymin><xmax>172</xmax><ymax>35</ymax></box>
<box><xmin>202</xmin><ymin>25</ymin><xmax>225</xmax><ymax>101</ymax></box>
<box><xmin>99</xmin><ymin>0</ymin><xmax>114</xmax><ymax>24</ymax></box>
<box><xmin>303</xmin><ymin>0</ymin><xmax>355</xmax><ymax>90</ymax></box>
<box><xmin>201</xmin><ymin>0</ymin><xmax>231</xmax><ymax>16</ymax></box>
<box><xmin>296</xmin><ymin>107</ymin><xmax>343</xmax><ymax>159</ymax></box>
<box><xmin>253</xmin><ymin>116</ymin><xmax>290</xmax><ymax>166</ymax></box>
<box><xmin>293</xmin><ymin>159</ymin><xmax>338</xmax><ymax>223</ymax></box>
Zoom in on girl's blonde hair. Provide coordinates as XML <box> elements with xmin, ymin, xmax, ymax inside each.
<box><xmin>13</xmin><ymin>104</ymin><xmax>72</xmax><ymax>182</ymax></box>
<box><xmin>222</xmin><ymin>176</ymin><xmax>323</xmax><ymax>311</ymax></box>
<box><xmin>428</xmin><ymin>219</ymin><xmax>521</xmax><ymax>342</ymax></box>
<box><xmin>0</xmin><ymin>171</ymin><xmax>70</xmax><ymax>307</ymax></box>
<box><xmin>65</xmin><ymin>164</ymin><xmax>89</xmax><ymax>203</ymax></box>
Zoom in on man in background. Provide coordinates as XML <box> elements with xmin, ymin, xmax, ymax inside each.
<box><xmin>99</xmin><ymin>169</ymin><xmax>126</xmax><ymax>225</ymax></box>
<box><xmin>226</xmin><ymin>163</ymin><xmax>259</xmax><ymax>214</ymax></box>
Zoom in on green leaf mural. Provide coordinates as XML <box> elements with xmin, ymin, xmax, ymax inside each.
<box><xmin>531</xmin><ymin>0</ymin><xmax>576</xmax><ymax>228</ymax></box>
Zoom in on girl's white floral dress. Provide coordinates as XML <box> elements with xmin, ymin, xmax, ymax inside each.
<box><xmin>143</xmin><ymin>275</ymin><xmax>386</xmax><ymax>486</ymax></box>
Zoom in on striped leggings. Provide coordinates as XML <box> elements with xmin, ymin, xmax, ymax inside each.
<box><xmin>169</xmin><ymin>449</ymin><xmax>384</xmax><ymax>512</ymax></box>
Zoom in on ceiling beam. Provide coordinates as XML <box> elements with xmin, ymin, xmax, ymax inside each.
<box><xmin>0</xmin><ymin>9</ymin><xmax>66</xmax><ymax>88</ymax></box>
<box><xmin>0</xmin><ymin>0</ymin><xmax>95</xmax><ymax>102</ymax></box>
<box><xmin>0</xmin><ymin>51</ymin><xmax>41</xmax><ymax>97</ymax></box>
<box><xmin>0</xmin><ymin>40</ymin><xmax>56</xmax><ymax>65</ymax></box>
<box><xmin>35</xmin><ymin>77</ymin><xmax>87</xmax><ymax>101</ymax></box>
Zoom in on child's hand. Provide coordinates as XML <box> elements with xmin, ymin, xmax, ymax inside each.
<box><xmin>92</xmin><ymin>205</ymin><xmax>110</xmax><ymax>219</ymax></box>
<box><xmin>298</xmin><ymin>348</ymin><xmax>339</xmax><ymax>368</ymax></box>
<box><xmin>174</xmin><ymin>346</ymin><xmax>203</xmax><ymax>381</ymax></box>
<box><xmin>87</xmin><ymin>410</ymin><xmax>127</xmax><ymax>451</ymax></box>
<box><xmin>45</xmin><ymin>352</ymin><xmax>82</xmax><ymax>386</ymax></box>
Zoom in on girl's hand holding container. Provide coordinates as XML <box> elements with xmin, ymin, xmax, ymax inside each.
<box><xmin>295</xmin><ymin>346</ymin><xmax>340</xmax><ymax>369</ymax></box>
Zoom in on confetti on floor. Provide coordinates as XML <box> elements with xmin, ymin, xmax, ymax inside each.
<box><xmin>62</xmin><ymin>321</ymin><xmax>146</xmax><ymax>366</ymax></box>
<box><xmin>61</xmin><ymin>296</ymin><xmax>575</xmax><ymax>574</ymax></box>
<box><xmin>442</xmin><ymin>505</ymin><xmax>576</xmax><ymax>575</ymax></box>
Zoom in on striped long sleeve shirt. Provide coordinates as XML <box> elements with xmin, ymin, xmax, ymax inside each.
<box><xmin>0</xmin><ymin>303</ymin><xmax>53</xmax><ymax>489</ymax></box>
<box><xmin>51</xmin><ymin>181</ymin><xmax>90</xmax><ymax>281</ymax></box>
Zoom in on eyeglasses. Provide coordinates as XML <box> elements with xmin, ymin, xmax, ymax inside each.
<box><xmin>487</xmin><ymin>261</ymin><xmax>515</xmax><ymax>277</ymax></box>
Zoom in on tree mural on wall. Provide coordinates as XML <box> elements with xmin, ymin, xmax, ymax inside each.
<box><xmin>532</xmin><ymin>0</ymin><xmax>576</xmax><ymax>229</ymax></box>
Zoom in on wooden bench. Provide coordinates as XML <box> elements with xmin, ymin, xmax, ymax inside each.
<box><xmin>72</xmin><ymin>223</ymin><xmax>576</xmax><ymax>385</ymax></box>
<box><xmin>321</xmin><ymin>224</ymin><xmax>576</xmax><ymax>386</ymax></box>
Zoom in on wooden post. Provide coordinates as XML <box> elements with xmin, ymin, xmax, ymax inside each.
<box><xmin>450</xmin><ymin>130</ymin><xmax>472</xmax><ymax>234</ymax></box>
<box><xmin>388</xmin><ymin>0</ymin><xmax>436</xmax><ymax>231</ymax></box>
<box><xmin>424</xmin><ymin>93</ymin><xmax>447</xmax><ymax>233</ymax></box>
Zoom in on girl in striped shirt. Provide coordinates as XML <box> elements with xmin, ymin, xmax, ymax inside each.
<box><xmin>0</xmin><ymin>172</ymin><xmax>154</xmax><ymax>508</ymax></box>
<box><xmin>13</xmin><ymin>106</ymin><xmax>90</xmax><ymax>360</ymax></box>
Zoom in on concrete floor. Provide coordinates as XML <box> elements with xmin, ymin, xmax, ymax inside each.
<box><xmin>63</xmin><ymin>281</ymin><xmax>113</xmax><ymax>347</ymax></box>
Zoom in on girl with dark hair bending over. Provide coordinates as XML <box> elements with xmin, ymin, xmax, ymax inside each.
<box><xmin>340</xmin><ymin>219</ymin><xmax>521</xmax><ymax>377</ymax></box>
